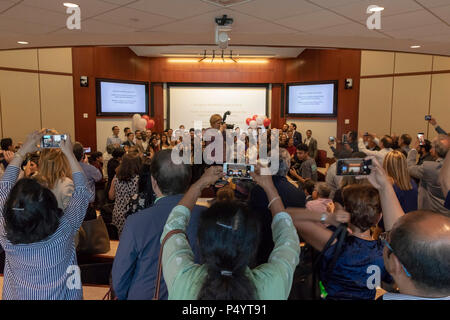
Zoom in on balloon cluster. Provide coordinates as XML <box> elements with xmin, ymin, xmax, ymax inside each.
<box><xmin>245</xmin><ymin>114</ymin><xmax>271</xmax><ymax>129</ymax></box>
<box><xmin>132</xmin><ymin>114</ymin><xmax>155</xmax><ymax>131</ymax></box>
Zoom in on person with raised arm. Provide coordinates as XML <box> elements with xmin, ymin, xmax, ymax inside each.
<box><xmin>0</xmin><ymin>130</ymin><xmax>93</xmax><ymax>300</ymax></box>
<box><xmin>286</xmin><ymin>156</ymin><xmax>404</xmax><ymax>300</ymax></box>
<box><xmin>160</xmin><ymin>165</ymin><xmax>300</xmax><ymax>300</ymax></box>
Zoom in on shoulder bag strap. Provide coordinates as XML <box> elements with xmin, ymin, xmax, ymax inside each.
<box><xmin>153</xmin><ymin>229</ymin><xmax>185</xmax><ymax>300</ymax></box>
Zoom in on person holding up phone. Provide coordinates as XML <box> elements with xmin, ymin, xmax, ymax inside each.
<box><xmin>0</xmin><ymin>130</ymin><xmax>93</xmax><ymax>300</ymax></box>
<box><xmin>160</xmin><ymin>165</ymin><xmax>300</xmax><ymax>299</ymax></box>
<box><xmin>407</xmin><ymin>134</ymin><xmax>450</xmax><ymax>214</ymax></box>
<box><xmin>427</xmin><ymin>117</ymin><xmax>448</xmax><ymax>135</ymax></box>
<box><xmin>358</xmin><ymin>132</ymin><xmax>393</xmax><ymax>165</ymax></box>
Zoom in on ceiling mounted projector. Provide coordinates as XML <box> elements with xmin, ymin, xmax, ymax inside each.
<box><xmin>215</xmin><ymin>15</ymin><xmax>233</xmax><ymax>49</ymax></box>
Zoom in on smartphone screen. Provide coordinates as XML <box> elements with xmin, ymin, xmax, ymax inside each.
<box><xmin>342</xmin><ymin>134</ymin><xmax>348</xmax><ymax>144</ymax></box>
<box><xmin>418</xmin><ymin>133</ymin><xmax>425</xmax><ymax>146</ymax></box>
<box><xmin>41</xmin><ymin>135</ymin><xmax>67</xmax><ymax>148</ymax></box>
<box><xmin>223</xmin><ymin>163</ymin><xmax>254</xmax><ymax>179</ymax></box>
<box><xmin>329</xmin><ymin>136</ymin><xmax>335</xmax><ymax>142</ymax></box>
<box><xmin>336</xmin><ymin>159</ymin><xmax>372</xmax><ymax>176</ymax></box>
<box><xmin>425</xmin><ymin>115</ymin><xmax>431</xmax><ymax>121</ymax></box>
<box><xmin>83</xmin><ymin>147</ymin><xmax>91</xmax><ymax>153</ymax></box>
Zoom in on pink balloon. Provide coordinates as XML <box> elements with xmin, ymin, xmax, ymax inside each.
<box><xmin>252</xmin><ymin>115</ymin><xmax>258</xmax><ymax>120</ymax></box>
<box><xmin>146</xmin><ymin>119</ymin><xmax>155</xmax><ymax>130</ymax></box>
<box><xmin>142</xmin><ymin>115</ymin><xmax>150</xmax><ymax>121</ymax></box>
<box><xmin>263</xmin><ymin>118</ymin><xmax>271</xmax><ymax>127</ymax></box>
<box><xmin>246</xmin><ymin>118</ymin><xmax>252</xmax><ymax>125</ymax></box>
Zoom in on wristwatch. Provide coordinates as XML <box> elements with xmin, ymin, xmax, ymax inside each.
<box><xmin>320</xmin><ymin>212</ymin><xmax>328</xmax><ymax>224</ymax></box>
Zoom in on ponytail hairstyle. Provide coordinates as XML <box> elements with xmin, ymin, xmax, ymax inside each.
<box><xmin>197</xmin><ymin>201</ymin><xmax>260</xmax><ymax>300</ymax></box>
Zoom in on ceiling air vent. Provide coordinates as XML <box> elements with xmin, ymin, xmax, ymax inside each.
<box><xmin>202</xmin><ymin>0</ymin><xmax>254</xmax><ymax>8</ymax></box>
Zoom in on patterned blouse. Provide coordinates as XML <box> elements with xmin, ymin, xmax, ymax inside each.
<box><xmin>160</xmin><ymin>205</ymin><xmax>300</xmax><ymax>300</ymax></box>
<box><xmin>112</xmin><ymin>175</ymin><xmax>139</xmax><ymax>236</ymax></box>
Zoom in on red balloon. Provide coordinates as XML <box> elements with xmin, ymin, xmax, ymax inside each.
<box><xmin>263</xmin><ymin>118</ymin><xmax>271</xmax><ymax>127</ymax></box>
<box><xmin>246</xmin><ymin>118</ymin><xmax>252</xmax><ymax>125</ymax></box>
<box><xmin>146</xmin><ymin>119</ymin><xmax>155</xmax><ymax>129</ymax></box>
<box><xmin>142</xmin><ymin>115</ymin><xmax>150</xmax><ymax>121</ymax></box>
<box><xmin>252</xmin><ymin>115</ymin><xmax>258</xmax><ymax>120</ymax></box>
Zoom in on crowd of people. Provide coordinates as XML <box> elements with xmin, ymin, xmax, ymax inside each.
<box><xmin>0</xmin><ymin>114</ymin><xmax>448</xmax><ymax>300</ymax></box>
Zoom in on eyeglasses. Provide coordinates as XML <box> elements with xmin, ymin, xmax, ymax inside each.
<box><xmin>380</xmin><ymin>231</ymin><xmax>411</xmax><ymax>278</ymax></box>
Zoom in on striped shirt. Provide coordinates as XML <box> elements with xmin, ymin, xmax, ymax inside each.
<box><xmin>0</xmin><ymin>165</ymin><xmax>92</xmax><ymax>300</ymax></box>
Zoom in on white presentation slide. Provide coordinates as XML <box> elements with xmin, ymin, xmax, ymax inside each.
<box><xmin>100</xmin><ymin>82</ymin><xmax>147</xmax><ymax>113</ymax></box>
<box><xmin>288</xmin><ymin>83</ymin><xmax>335</xmax><ymax>115</ymax></box>
<box><xmin>169</xmin><ymin>86</ymin><xmax>267</xmax><ymax>130</ymax></box>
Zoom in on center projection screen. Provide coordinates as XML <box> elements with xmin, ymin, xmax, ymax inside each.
<box><xmin>168</xmin><ymin>85</ymin><xmax>268</xmax><ymax>130</ymax></box>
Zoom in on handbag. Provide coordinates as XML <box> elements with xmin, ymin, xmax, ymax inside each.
<box><xmin>77</xmin><ymin>215</ymin><xmax>111</xmax><ymax>255</ymax></box>
<box><xmin>153</xmin><ymin>229</ymin><xmax>185</xmax><ymax>300</ymax></box>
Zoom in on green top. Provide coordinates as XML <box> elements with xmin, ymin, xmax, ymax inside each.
<box><xmin>160</xmin><ymin>205</ymin><xmax>300</xmax><ymax>300</ymax></box>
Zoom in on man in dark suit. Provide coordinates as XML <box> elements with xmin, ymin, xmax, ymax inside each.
<box><xmin>304</xmin><ymin>129</ymin><xmax>318</xmax><ymax>160</ymax></box>
<box><xmin>248</xmin><ymin>148</ymin><xmax>306</xmax><ymax>265</ymax></box>
<box><xmin>112</xmin><ymin>150</ymin><xmax>205</xmax><ymax>300</ymax></box>
<box><xmin>290</xmin><ymin>123</ymin><xmax>303</xmax><ymax>147</ymax></box>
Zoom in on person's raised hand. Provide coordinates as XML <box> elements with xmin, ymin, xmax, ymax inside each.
<box><xmin>359</xmin><ymin>156</ymin><xmax>390</xmax><ymax>190</ymax></box>
<box><xmin>429</xmin><ymin>118</ymin><xmax>437</xmax><ymax>126</ymax></box>
<box><xmin>60</xmin><ymin>134</ymin><xmax>73</xmax><ymax>156</ymax></box>
<box><xmin>250</xmin><ymin>163</ymin><xmax>274</xmax><ymax>190</ymax></box>
<box><xmin>19</xmin><ymin>130</ymin><xmax>45</xmax><ymax>155</ymax></box>
<box><xmin>4</xmin><ymin>151</ymin><xmax>15</xmax><ymax>163</ymax></box>
<box><xmin>196</xmin><ymin>166</ymin><xmax>224</xmax><ymax>190</ymax></box>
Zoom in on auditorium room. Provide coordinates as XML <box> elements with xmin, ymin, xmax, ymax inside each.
<box><xmin>0</xmin><ymin>0</ymin><xmax>449</xmax><ymax>304</ymax></box>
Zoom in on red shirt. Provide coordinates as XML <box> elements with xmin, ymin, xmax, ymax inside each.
<box><xmin>287</xmin><ymin>145</ymin><xmax>297</xmax><ymax>156</ymax></box>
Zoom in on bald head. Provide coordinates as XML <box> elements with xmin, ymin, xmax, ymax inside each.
<box><xmin>390</xmin><ymin>211</ymin><xmax>450</xmax><ymax>295</ymax></box>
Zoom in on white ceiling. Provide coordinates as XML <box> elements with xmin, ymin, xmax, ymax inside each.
<box><xmin>0</xmin><ymin>0</ymin><xmax>449</xmax><ymax>56</ymax></box>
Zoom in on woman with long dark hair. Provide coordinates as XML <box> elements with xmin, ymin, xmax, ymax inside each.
<box><xmin>160</xmin><ymin>166</ymin><xmax>300</xmax><ymax>299</ymax></box>
<box><xmin>0</xmin><ymin>131</ymin><xmax>92</xmax><ymax>299</ymax></box>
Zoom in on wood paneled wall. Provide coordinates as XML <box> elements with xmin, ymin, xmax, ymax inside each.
<box><xmin>284</xmin><ymin>49</ymin><xmax>361</xmax><ymax>138</ymax></box>
<box><xmin>72</xmin><ymin>47</ymin><xmax>361</xmax><ymax>151</ymax></box>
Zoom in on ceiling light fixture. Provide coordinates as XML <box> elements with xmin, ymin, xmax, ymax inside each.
<box><xmin>17</xmin><ymin>41</ymin><xmax>29</xmax><ymax>45</ymax></box>
<box><xmin>410</xmin><ymin>45</ymin><xmax>421</xmax><ymax>49</ymax></box>
<box><xmin>368</xmin><ymin>6</ymin><xmax>384</xmax><ymax>12</ymax></box>
<box><xmin>63</xmin><ymin>2</ymin><xmax>79</xmax><ymax>8</ymax></box>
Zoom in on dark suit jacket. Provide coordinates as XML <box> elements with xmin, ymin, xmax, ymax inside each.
<box><xmin>293</xmin><ymin>131</ymin><xmax>303</xmax><ymax>147</ymax></box>
<box><xmin>249</xmin><ymin>175</ymin><xmax>306</xmax><ymax>265</ymax></box>
<box><xmin>305</xmin><ymin>137</ymin><xmax>318</xmax><ymax>159</ymax></box>
<box><xmin>112</xmin><ymin>194</ymin><xmax>205</xmax><ymax>300</ymax></box>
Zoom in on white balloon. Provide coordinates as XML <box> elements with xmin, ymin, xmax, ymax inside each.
<box><xmin>137</xmin><ymin>118</ymin><xmax>147</xmax><ymax>131</ymax></box>
<box><xmin>249</xmin><ymin>120</ymin><xmax>257</xmax><ymax>129</ymax></box>
<box><xmin>256</xmin><ymin>117</ymin><xmax>263</xmax><ymax>126</ymax></box>
<box><xmin>260</xmin><ymin>114</ymin><xmax>267</xmax><ymax>120</ymax></box>
<box><xmin>131</xmin><ymin>114</ymin><xmax>141</xmax><ymax>131</ymax></box>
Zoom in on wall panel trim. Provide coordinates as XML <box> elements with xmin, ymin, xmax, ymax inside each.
<box><xmin>361</xmin><ymin>69</ymin><xmax>450</xmax><ymax>79</ymax></box>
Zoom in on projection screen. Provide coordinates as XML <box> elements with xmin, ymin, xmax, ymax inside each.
<box><xmin>168</xmin><ymin>85</ymin><xmax>268</xmax><ymax>130</ymax></box>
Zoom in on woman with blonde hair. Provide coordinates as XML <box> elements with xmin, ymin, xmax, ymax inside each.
<box><xmin>383</xmin><ymin>150</ymin><xmax>418</xmax><ymax>213</ymax></box>
<box><xmin>34</xmin><ymin>148</ymin><xmax>73</xmax><ymax>210</ymax></box>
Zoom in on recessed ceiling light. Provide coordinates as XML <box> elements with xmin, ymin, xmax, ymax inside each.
<box><xmin>63</xmin><ymin>2</ymin><xmax>79</xmax><ymax>8</ymax></box>
<box><xmin>410</xmin><ymin>45</ymin><xmax>421</xmax><ymax>49</ymax></box>
<box><xmin>17</xmin><ymin>41</ymin><xmax>29</xmax><ymax>45</ymax></box>
<box><xmin>369</xmin><ymin>6</ymin><xmax>384</xmax><ymax>12</ymax></box>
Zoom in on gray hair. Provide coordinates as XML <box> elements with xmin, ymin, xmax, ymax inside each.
<box><xmin>277</xmin><ymin>148</ymin><xmax>291</xmax><ymax>177</ymax></box>
<box><xmin>433</xmin><ymin>135</ymin><xmax>449</xmax><ymax>159</ymax></box>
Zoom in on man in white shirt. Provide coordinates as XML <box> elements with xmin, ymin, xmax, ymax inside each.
<box><xmin>358</xmin><ymin>134</ymin><xmax>393</xmax><ymax>164</ymax></box>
